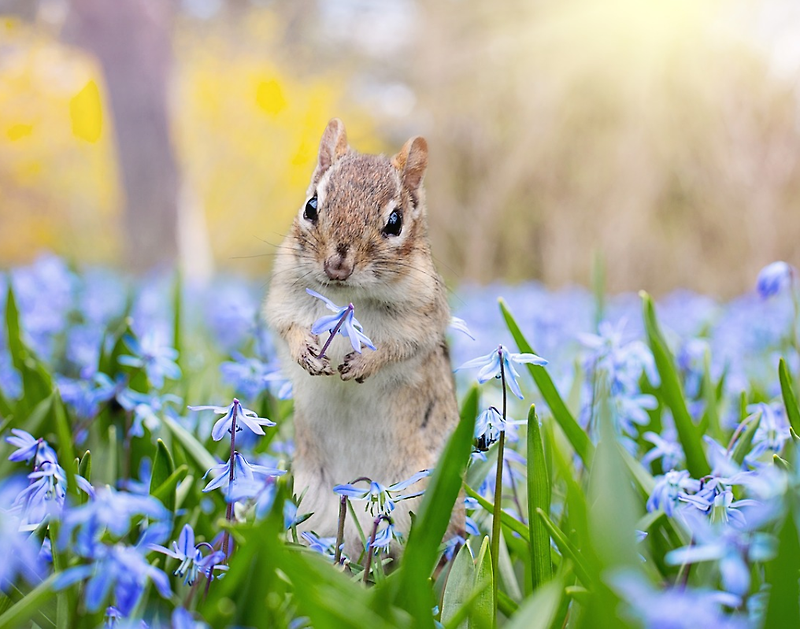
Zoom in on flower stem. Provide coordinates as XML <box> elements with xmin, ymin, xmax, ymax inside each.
<box><xmin>315</xmin><ymin>304</ymin><xmax>354</xmax><ymax>359</ymax></box>
<box><xmin>223</xmin><ymin>399</ymin><xmax>239</xmax><ymax>562</ymax></box>
<box><xmin>363</xmin><ymin>514</ymin><xmax>390</xmax><ymax>584</ymax></box>
<box><xmin>335</xmin><ymin>495</ymin><xmax>347</xmax><ymax>565</ymax></box>
<box><xmin>491</xmin><ymin>346</ymin><xmax>507</xmax><ymax>624</ymax></box>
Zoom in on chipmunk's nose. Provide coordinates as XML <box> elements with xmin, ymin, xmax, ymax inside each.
<box><xmin>324</xmin><ymin>245</ymin><xmax>353</xmax><ymax>281</ymax></box>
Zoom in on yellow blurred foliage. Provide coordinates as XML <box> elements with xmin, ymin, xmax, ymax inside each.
<box><xmin>0</xmin><ymin>19</ymin><xmax>119</xmax><ymax>265</ymax></box>
<box><xmin>0</xmin><ymin>8</ymin><xmax>381</xmax><ymax>273</ymax></box>
<box><xmin>172</xmin><ymin>16</ymin><xmax>381</xmax><ymax>272</ymax></box>
<box><xmin>70</xmin><ymin>80</ymin><xmax>103</xmax><ymax>143</ymax></box>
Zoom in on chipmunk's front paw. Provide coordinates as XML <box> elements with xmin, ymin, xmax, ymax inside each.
<box><xmin>297</xmin><ymin>336</ymin><xmax>335</xmax><ymax>376</ymax></box>
<box><xmin>338</xmin><ymin>352</ymin><xmax>374</xmax><ymax>383</ymax></box>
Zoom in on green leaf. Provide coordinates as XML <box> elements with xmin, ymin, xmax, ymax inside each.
<box><xmin>731</xmin><ymin>414</ymin><xmax>761</xmax><ymax>467</ymax></box>
<box><xmin>172</xmin><ymin>267</ymin><xmax>183</xmax><ymax>366</ymax></box>
<box><xmin>5</xmin><ymin>283</ymin><xmax>54</xmax><ymax>413</ymax></box>
<box><xmin>618</xmin><ymin>445</ymin><xmax>656</xmax><ymax>496</ymax></box>
<box><xmin>499</xmin><ymin>299</ymin><xmax>594</xmax><ymax>465</ymax></box>
<box><xmin>162</xmin><ymin>414</ymin><xmax>216</xmax><ymax>474</ymax></box>
<box><xmin>774</xmin><ymin>454</ymin><xmax>791</xmax><ymax>471</ymax></box>
<box><xmin>503</xmin><ymin>575</ymin><xmax>563</xmax><ymax>629</ymax></box>
<box><xmin>535</xmin><ymin>508</ymin><xmax>593</xmax><ymax>588</ymax></box>
<box><xmin>497</xmin><ymin>530</ymin><xmax>522</xmax><ymax>603</ymax></box>
<box><xmin>0</xmin><ymin>573</ymin><xmax>58</xmax><ymax>629</ymax></box>
<box><xmin>588</xmin><ymin>388</ymin><xmax>641</xmax><ymax>571</ymax></box>
<box><xmin>78</xmin><ymin>450</ymin><xmax>92</xmax><ymax>484</ymax></box>
<box><xmin>640</xmin><ymin>292</ymin><xmax>709</xmax><ymax>477</ymax></box>
<box><xmin>526</xmin><ymin>405</ymin><xmax>553</xmax><ymax>590</ymax></box>
<box><xmin>394</xmin><ymin>386</ymin><xmax>478</xmax><ymax>627</ymax></box>
<box><xmin>152</xmin><ymin>465</ymin><xmax>188</xmax><ymax>513</ymax></box>
<box><xmin>48</xmin><ymin>522</ymin><xmax>73</xmax><ymax>629</ymax></box>
<box><xmin>472</xmin><ymin>537</ymin><xmax>493</xmax><ymax>629</ymax></box>
<box><xmin>763</xmin><ymin>503</ymin><xmax>800</xmax><ymax>627</ymax></box>
<box><xmin>0</xmin><ymin>386</ymin><xmax>12</xmax><ymax>420</ymax></box>
<box><xmin>52</xmin><ymin>395</ymin><xmax>77</xmax><ymax>500</ymax></box>
<box><xmin>464</xmin><ymin>485</ymin><xmax>529</xmax><ymax>542</ymax></box>
<box><xmin>441</xmin><ymin>544</ymin><xmax>475</xmax><ymax>628</ymax></box>
<box><xmin>780</xmin><ymin>358</ymin><xmax>800</xmax><ymax>433</ymax></box>
<box><xmin>150</xmin><ymin>439</ymin><xmax>176</xmax><ymax>495</ymax></box>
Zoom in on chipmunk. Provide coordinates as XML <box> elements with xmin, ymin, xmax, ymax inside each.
<box><xmin>265</xmin><ymin>119</ymin><xmax>462</xmax><ymax>556</ymax></box>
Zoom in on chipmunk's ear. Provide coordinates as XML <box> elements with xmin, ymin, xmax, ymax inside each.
<box><xmin>314</xmin><ymin>118</ymin><xmax>349</xmax><ymax>182</ymax></box>
<box><xmin>392</xmin><ymin>136</ymin><xmax>428</xmax><ymax>193</ymax></box>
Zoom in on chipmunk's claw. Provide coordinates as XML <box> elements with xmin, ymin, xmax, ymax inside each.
<box><xmin>298</xmin><ymin>337</ymin><xmax>335</xmax><ymax>376</ymax></box>
<box><xmin>338</xmin><ymin>352</ymin><xmax>371</xmax><ymax>383</ymax></box>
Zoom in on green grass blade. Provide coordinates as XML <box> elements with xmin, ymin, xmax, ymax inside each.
<box><xmin>162</xmin><ymin>414</ymin><xmax>216</xmax><ymax>474</ymax></box>
<box><xmin>464</xmin><ymin>485</ymin><xmax>529</xmax><ymax>542</ymax></box>
<box><xmin>78</xmin><ymin>450</ymin><xmax>92</xmax><ymax>484</ymax></box>
<box><xmin>394</xmin><ymin>385</ymin><xmax>478</xmax><ymax>627</ymax></box>
<box><xmin>152</xmin><ymin>465</ymin><xmax>188</xmax><ymax>513</ymax></box>
<box><xmin>618</xmin><ymin>446</ymin><xmax>656</xmax><ymax>496</ymax></box>
<box><xmin>763</xmin><ymin>503</ymin><xmax>800</xmax><ymax>627</ymax></box>
<box><xmin>5</xmin><ymin>283</ymin><xmax>54</xmax><ymax>413</ymax></box>
<box><xmin>779</xmin><ymin>358</ymin><xmax>800</xmax><ymax>433</ymax></box>
<box><xmin>499</xmin><ymin>299</ymin><xmax>594</xmax><ymax>465</ymax></box>
<box><xmin>535</xmin><ymin>508</ymin><xmax>593</xmax><ymax>588</ymax></box>
<box><xmin>441</xmin><ymin>543</ymin><xmax>475</xmax><ymax>628</ymax></box>
<box><xmin>731</xmin><ymin>414</ymin><xmax>762</xmax><ymax>467</ymax></box>
<box><xmin>0</xmin><ymin>574</ymin><xmax>58</xmax><ymax>629</ymax></box>
<box><xmin>172</xmin><ymin>267</ymin><xmax>183</xmax><ymax>366</ymax></box>
<box><xmin>52</xmin><ymin>395</ymin><xmax>77</xmax><ymax>500</ymax></box>
<box><xmin>472</xmin><ymin>536</ymin><xmax>493</xmax><ymax>629</ymax></box>
<box><xmin>150</xmin><ymin>439</ymin><xmax>176</xmax><ymax>495</ymax></box>
<box><xmin>640</xmin><ymin>292</ymin><xmax>709</xmax><ymax>477</ymax></box>
<box><xmin>526</xmin><ymin>405</ymin><xmax>553</xmax><ymax>590</ymax></box>
<box><xmin>504</xmin><ymin>575</ymin><xmax>563</xmax><ymax>629</ymax></box>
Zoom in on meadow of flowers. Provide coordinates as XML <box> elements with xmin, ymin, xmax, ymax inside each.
<box><xmin>0</xmin><ymin>254</ymin><xmax>799</xmax><ymax>628</ymax></box>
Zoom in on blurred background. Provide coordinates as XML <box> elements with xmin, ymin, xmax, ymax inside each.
<box><xmin>1</xmin><ymin>0</ymin><xmax>799</xmax><ymax>296</ymax></box>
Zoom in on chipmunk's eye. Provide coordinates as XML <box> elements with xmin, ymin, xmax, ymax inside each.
<box><xmin>383</xmin><ymin>209</ymin><xmax>402</xmax><ymax>237</ymax></box>
<box><xmin>303</xmin><ymin>194</ymin><xmax>318</xmax><ymax>223</ymax></box>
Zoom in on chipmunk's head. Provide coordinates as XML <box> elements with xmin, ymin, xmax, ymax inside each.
<box><xmin>291</xmin><ymin>118</ymin><xmax>431</xmax><ymax>295</ymax></box>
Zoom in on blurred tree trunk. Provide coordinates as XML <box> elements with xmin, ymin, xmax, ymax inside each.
<box><xmin>67</xmin><ymin>0</ymin><xmax>179</xmax><ymax>272</ymax></box>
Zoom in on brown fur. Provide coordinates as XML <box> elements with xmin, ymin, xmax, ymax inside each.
<box><xmin>265</xmin><ymin>119</ymin><xmax>464</xmax><ymax>557</ymax></box>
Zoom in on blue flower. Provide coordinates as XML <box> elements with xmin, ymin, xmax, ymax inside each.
<box><xmin>0</xmin><ymin>478</ymin><xmax>45</xmax><ymax>592</ymax></box>
<box><xmin>118</xmin><ymin>333</ymin><xmax>181</xmax><ymax>389</ymax></box>
<box><xmin>474</xmin><ymin>407</ymin><xmax>523</xmax><ymax>449</ymax></box>
<box><xmin>610</xmin><ymin>568</ymin><xmax>743</xmax><ymax>628</ymax></box>
<box><xmin>666</xmin><ymin>511</ymin><xmax>774</xmax><ymax>596</ymax></box>
<box><xmin>220</xmin><ymin>354</ymin><xmax>272</xmax><ymax>400</ymax></box>
<box><xmin>117</xmin><ymin>389</ymin><xmax>182</xmax><ymax>438</ymax></box>
<box><xmin>334</xmin><ymin>470</ymin><xmax>430</xmax><ymax>516</ymax></box>
<box><xmin>456</xmin><ymin>345</ymin><xmax>548</xmax><ymax>399</ymax></box>
<box><xmin>202</xmin><ymin>452</ymin><xmax>285</xmax><ymax>494</ymax></box>
<box><xmin>13</xmin><ymin>456</ymin><xmax>94</xmax><ymax>528</ymax></box>
<box><xmin>300</xmin><ymin>531</ymin><xmax>340</xmax><ymax>559</ymax></box>
<box><xmin>370</xmin><ymin>518</ymin><xmax>399</xmax><ymax>549</ymax></box>
<box><xmin>5</xmin><ymin>429</ymin><xmax>56</xmax><ymax>464</ymax></box>
<box><xmin>189</xmin><ymin>398</ymin><xmax>275</xmax><ymax>442</ymax></box>
<box><xmin>58</xmin><ymin>373</ymin><xmax>118</xmax><ymax>421</ymax></box>
<box><xmin>756</xmin><ymin>261</ymin><xmax>795</xmax><ymax>299</ymax></box>
<box><xmin>54</xmin><ymin>543</ymin><xmax>171</xmax><ymax>616</ymax></box>
<box><xmin>306</xmin><ymin>289</ymin><xmax>376</xmax><ymax>354</ymax></box>
<box><xmin>642</xmin><ymin>431</ymin><xmax>684</xmax><ymax>471</ymax></box>
<box><xmin>60</xmin><ymin>487</ymin><xmax>169</xmax><ymax>556</ymax></box>
<box><xmin>646</xmin><ymin>469</ymin><xmax>700</xmax><ymax>517</ymax></box>
<box><xmin>148</xmin><ymin>524</ymin><xmax>226</xmax><ymax>585</ymax></box>
<box><xmin>746</xmin><ymin>402</ymin><xmax>790</xmax><ymax>461</ymax></box>
<box><xmin>172</xmin><ymin>607</ymin><xmax>210</xmax><ymax>629</ymax></box>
